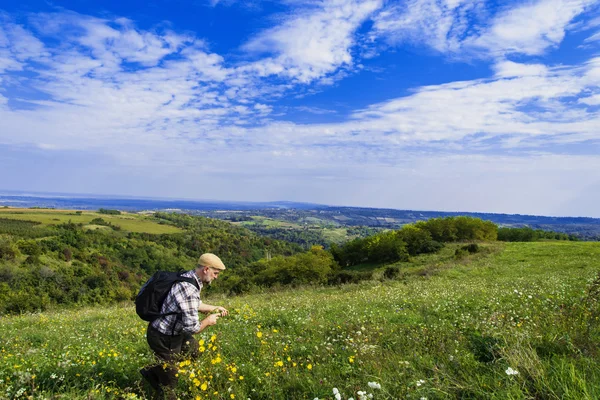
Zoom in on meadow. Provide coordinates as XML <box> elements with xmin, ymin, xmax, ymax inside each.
<box><xmin>0</xmin><ymin>209</ymin><xmax>181</xmax><ymax>234</ymax></box>
<box><xmin>0</xmin><ymin>241</ymin><xmax>599</xmax><ymax>399</ymax></box>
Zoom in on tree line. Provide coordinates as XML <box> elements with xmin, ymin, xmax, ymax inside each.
<box><xmin>0</xmin><ymin>213</ymin><xmax>581</xmax><ymax>314</ymax></box>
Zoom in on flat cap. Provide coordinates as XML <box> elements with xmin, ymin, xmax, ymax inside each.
<box><xmin>198</xmin><ymin>253</ymin><xmax>226</xmax><ymax>270</ymax></box>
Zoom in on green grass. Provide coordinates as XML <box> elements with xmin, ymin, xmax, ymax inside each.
<box><xmin>0</xmin><ymin>209</ymin><xmax>181</xmax><ymax>234</ymax></box>
<box><xmin>1</xmin><ymin>241</ymin><xmax>599</xmax><ymax>399</ymax></box>
<box><xmin>321</xmin><ymin>227</ymin><xmax>349</xmax><ymax>244</ymax></box>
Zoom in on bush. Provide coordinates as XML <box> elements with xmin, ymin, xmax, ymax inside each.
<box><xmin>17</xmin><ymin>239</ymin><xmax>42</xmax><ymax>257</ymax></box>
<box><xmin>0</xmin><ymin>235</ymin><xmax>19</xmax><ymax>260</ymax></box>
<box><xmin>416</xmin><ymin>216</ymin><xmax>497</xmax><ymax>242</ymax></box>
<box><xmin>383</xmin><ymin>266</ymin><xmax>400</xmax><ymax>280</ymax></box>
<box><xmin>462</xmin><ymin>243</ymin><xmax>479</xmax><ymax>253</ymax></box>
<box><xmin>253</xmin><ymin>246</ymin><xmax>337</xmax><ymax>287</ymax></box>
<box><xmin>327</xmin><ymin>270</ymin><xmax>372</xmax><ymax>285</ymax></box>
<box><xmin>398</xmin><ymin>225</ymin><xmax>441</xmax><ymax>256</ymax></box>
<box><xmin>454</xmin><ymin>248</ymin><xmax>469</xmax><ymax>260</ymax></box>
<box><xmin>3</xmin><ymin>288</ymin><xmax>51</xmax><ymax>314</ymax></box>
<box><xmin>98</xmin><ymin>209</ymin><xmax>121</xmax><ymax>215</ymax></box>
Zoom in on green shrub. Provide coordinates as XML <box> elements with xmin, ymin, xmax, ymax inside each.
<box><xmin>454</xmin><ymin>248</ymin><xmax>469</xmax><ymax>259</ymax></box>
<box><xmin>253</xmin><ymin>246</ymin><xmax>337</xmax><ymax>287</ymax></box>
<box><xmin>0</xmin><ymin>235</ymin><xmax>20</xmax><ymax>260</ymax></box>
<box><xmin>383</xmin><ymin>266</ymin><xmax>400</xmax><ymax>280</ymax></box>
<box><xmin>462</xmin><ymin>243</ymin><xmax>479</xmax><ymax>253</ymax></box>
<box><xmin>327</xmin><ymin>270</ymin><xmax>372</xmax><ymax>285</ymax></box>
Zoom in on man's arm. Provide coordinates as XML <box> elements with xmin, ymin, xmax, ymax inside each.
<box><xmin>198</xmin><ymin>303</ymin><xmax>229</xmax><ymax>316</ymax></box>
<box><xmin>196</xmin><ymin>313</ymin><xmax>220</xmax><ymax>334</ymax></box>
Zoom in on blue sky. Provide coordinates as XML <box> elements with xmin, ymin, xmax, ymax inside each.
<box><xmin>1</xmin><ymin>0</ymin><xmax>600</xmax><ymax>217</ymax></box>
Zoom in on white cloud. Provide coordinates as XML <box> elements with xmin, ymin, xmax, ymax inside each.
<box><xmin>372</xmin><ymin>0</ymin><xmax>481</xmax><ymax>53</ymax></box>
<box><xmin>584</xmin><ymin>30</ymin><xmax>600</xmax><ymax>41</ymax></box>
<box><xmin>470</xmin><ymin>0</ymin><xmax>598</xmax><ymax>55</ymax></box>
<box><xmin>578</xmin><ymin>93</ymin><xmax>600</xmax><ymax>104</ymax></box>
<box><xmin>371</xmin><ymin>0</ymin><xmax>599</xmax><ymax>58</ymax></box>
<box><xmin>296</xmin><ymin>106</ymin><xmax>337</xmax><ymax>114</ymax></box>
<box><xmin>0</xmin><ymin>20</ymin><xmax>47</xmax><ymax>73</ymax></box>
<box><xmin>494</xmin><ymin>60</ymin><xmax>549</xmax><ymax>77</ymax></box>
<box><xmin>241</xmin><ymin>0</ymin><xmax>382</xmax><ymax>83</ymax></box>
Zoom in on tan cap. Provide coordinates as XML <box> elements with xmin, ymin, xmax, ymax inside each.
<box><xmin>198</xmin><ymin>253</ymin><xmax>226</xmax><ymax>270</ymax></box>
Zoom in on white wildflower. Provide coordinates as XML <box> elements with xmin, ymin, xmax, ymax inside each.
<box><xmin>505</xmin><ymin>367</ymin><xmax>519</xmax><ymax>375</ymax></box>
<box><xmin>333</xmin><ymin>388</ymin><xmax>341</xmax><ymax>400</ymax></box>
<box><xmin>416</xmin><ymin>379</ymin><xmax>425</xmax><ymax>386</ymax></box>
<box><xmin>367</xmin><ymin>382</ymin><xmax>381</xmax><ymax>389</ymax></box>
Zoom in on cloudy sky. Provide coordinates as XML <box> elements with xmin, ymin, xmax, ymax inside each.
<box><xmin>1</xmin><ymin>0</ymin><xmax>599</xmax><ymax>217</ymax></box>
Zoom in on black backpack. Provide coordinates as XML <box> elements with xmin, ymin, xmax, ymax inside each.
<box><xmin>136</xmin><ymin>271</ymin><xmax>200</xmax><ymax>322</ymax></box>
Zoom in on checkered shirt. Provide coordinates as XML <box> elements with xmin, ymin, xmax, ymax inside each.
<box><xmin>150</xmin><ymin>270</ymin><xmax>203</xmax><ymax>335</ymax></box>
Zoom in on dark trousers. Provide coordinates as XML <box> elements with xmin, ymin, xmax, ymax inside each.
<box><xmin>143</xmin><ymin>324</ymin><xmax>199</xmax><ymax>391</ymax></box>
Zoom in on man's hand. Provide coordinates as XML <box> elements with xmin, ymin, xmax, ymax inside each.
<box><xmin>214</xmin><ymin>306</ymin><xmax>229</xmax><ymax>317</ymax></box>
<box><xmin>203</xmin><ymin>314</ymin><xmax>220</xmax><ymax>327</ymax></box>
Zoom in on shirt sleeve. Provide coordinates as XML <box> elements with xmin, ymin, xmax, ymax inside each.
<box><xmin>173</xmin><ymin>282</ymin><xmax>201</xmax><ymax>334</ymax></box>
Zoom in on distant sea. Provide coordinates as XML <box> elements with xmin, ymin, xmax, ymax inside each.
<box><xmin>0</xmin><ymin>191</ymin><xmax>319</xmax><ymax>212</ymax></box>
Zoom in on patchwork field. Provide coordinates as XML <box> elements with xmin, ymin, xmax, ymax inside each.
<box><xmin>0</xmin><ymin>241</ymin><xmax>599</xmax><ymax>399</ymax></box>
<box><xmin>0</xmin><ymin>208</ymin><xmax>181</xmax><ymax>234</ymax></box>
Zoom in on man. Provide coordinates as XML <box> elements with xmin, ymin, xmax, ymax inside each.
<box><xmin>140</xmin><ymin>253</ymin><xmax>229</xmax><ymax>400</ymax></box>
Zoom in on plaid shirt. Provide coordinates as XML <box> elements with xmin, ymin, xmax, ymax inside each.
<box><xmin>150</xmin><ymin>270</ymin><xmax>203</xmax><ymax>335</ymax></box>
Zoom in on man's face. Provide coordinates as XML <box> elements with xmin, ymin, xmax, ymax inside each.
<box><xmin>201</xmin><ymin>266</ymin><xmax>221</xmax><ymax>284</ymax></box>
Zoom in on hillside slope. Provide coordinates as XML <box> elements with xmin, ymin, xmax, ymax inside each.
<box><xmin>1</xmin><ymin>241</ymin><xmax>599</xmax><ymax>399</ymax></box>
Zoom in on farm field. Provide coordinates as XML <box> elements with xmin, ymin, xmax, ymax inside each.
<box><xmin>1</xmin><ymin>241</ymin><xmax>599</xmax><ymax>399</ymax></box>
<box><xmin>235</xmin><ymin>216</ymin><xmax>365</xmax><ymax>245</ymax></box>
<box><xmin>0</xmin><ymin>208</ymin><xmax>181</xmax><ymax>234</ymax></box>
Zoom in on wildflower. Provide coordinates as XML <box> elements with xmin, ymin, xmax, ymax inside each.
<box><xmin>333</xmin><ymin>388</ymin><xmax>341</xmax><ymax>400</ymax></box>
<box><xmin>256</xmin><ymin>332</ymin><xmax>263</xmax><ymax>338</ymax></box>
<box><xmin>505</xmin><ymin>367</ymin><xmax>519</xmax><ymax>375</ymax></box>
<box><xmin>367</xmin><ymin>381</ymin><xmax>381</xmax><ymax>389</ymax></box>
<box><xmin>416</xmin><ymin>379</ymin><xmax>425</xmax><ymax>387</ymax></box>
<box><xmin>349</xmin><ymin>356</ymin><xmax>355</xmax><ymax>363</ymax></box>
<box><xmin>307</xmin><ymin>364</ymin><xmax>313</xmax><ymax>370</ymax></box>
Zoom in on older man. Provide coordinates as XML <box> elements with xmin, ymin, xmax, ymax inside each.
<box><xmin>140</xmin><ymin>253</ymin><xmax>229</xmax><ymax>400</ymax></box>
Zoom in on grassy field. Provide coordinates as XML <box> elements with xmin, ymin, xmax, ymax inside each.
<box><xmin>1</xmin><ymin>241</ymin><xmax>599</xmax><ymax>399</ymax></box>
<box><xmin>0</xmin><ymin>208</ymin><xmax>181</xmax><ymax>234</ymax></box>
<box><xmin>237</xmin><ymin>216</ymin><xmax>356</xmax><ymax>244</ymax></box>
